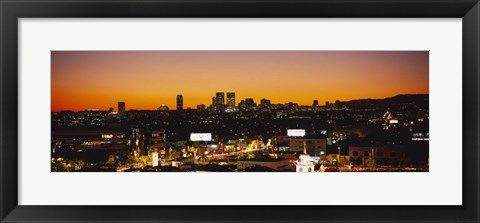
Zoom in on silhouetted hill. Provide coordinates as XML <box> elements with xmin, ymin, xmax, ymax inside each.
<box><xmin>345</xmin><ymin>94</ymin><xmax>428</xmax><ymax>109</ymax></box>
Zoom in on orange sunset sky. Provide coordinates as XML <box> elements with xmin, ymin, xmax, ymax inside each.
<box><xmin>51</xmin><ymin>51</ymin><xmax>429</xmax><ymax>112</ymax></box>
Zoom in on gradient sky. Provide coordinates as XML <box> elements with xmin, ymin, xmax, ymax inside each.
<box><xmin>51</xmin><ymin>51</ymin><xmax>429</xmax><ymax>111</ymax></box>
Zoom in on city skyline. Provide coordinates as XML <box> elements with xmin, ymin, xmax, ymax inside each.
<box><xmin>54</xmin><ymin>92</ymin><xmax>428</xmax><ymax>112</ymax></box>
<box><xmin>51</xmin><ymin>51</ymin><xmax>429</xmax><ymax>112</ymax></box>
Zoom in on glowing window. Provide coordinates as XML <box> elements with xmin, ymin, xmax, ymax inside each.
<box><xmin>102</xmin><ymin>134</ymin><xmax>113</xmax><ymax>139</ymax></box>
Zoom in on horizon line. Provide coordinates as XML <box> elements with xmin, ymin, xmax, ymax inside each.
<box><xmin>52</xmin><ymin>93</ymin><xmax>429</xmax><ymax>112</ymax></box>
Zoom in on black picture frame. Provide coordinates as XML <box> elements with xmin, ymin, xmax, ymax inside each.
<box><xmin>1</xmin><ymin>0</ymin><xmax>479</xmax><ymax>222</ymax></box>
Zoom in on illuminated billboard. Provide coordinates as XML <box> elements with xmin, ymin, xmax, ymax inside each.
<box><xmin>152</xmin><ymin>152</ymin><xmax>159</xmax><ymax>167</ymax></box>
<box><xmin>190</xmin><ymin>133</ymin><xmax>212</xmax><ymax>141</ymax></box>
<box><xmin>287</xmin><ymin>129</ymin><xmax>306</xmax><ymax>137</ymax></box>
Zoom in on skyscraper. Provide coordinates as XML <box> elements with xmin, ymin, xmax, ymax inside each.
<box><xmin>313</xmin><ymin>100</ymin><xmax>319</xmax><ymax>108</ymax></box>
<box><xmin>176</xmin><ymin>95</ymin><xmax>183</xmax><ymax>110</ymax></box>
<box><xmin>226</xmin><ymin>92</ymin><xmax>235</xmax><ymax>108</ymax></box>
<box><xmin>260</xmin><ymin>98</ymin><xmax>271</xmax><ymax>107</ymax></box>
<box><xmin>118</xmin><ymin>102</ymin><xmax>125</xmax><ymax>113</ymax></box>
<box><xmin>215</xmin><ymin>92</ymin><xmax>225</xmax><ymax>105</ymax></box>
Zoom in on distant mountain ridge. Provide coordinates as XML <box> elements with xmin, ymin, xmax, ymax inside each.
<box><xmin>344</xmin><ymin>94</ymin><xmax>428</xmax><ymax>109</ymax></box>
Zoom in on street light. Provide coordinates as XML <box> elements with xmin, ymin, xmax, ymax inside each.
<box><xmin>338</xmin><ymin>146</ymin><xmax>341</xmax><ymax>166</ymax></box>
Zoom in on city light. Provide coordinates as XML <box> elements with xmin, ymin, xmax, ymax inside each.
<box><xmin>50</xmin><ymin>51</ymin><xmax>429</xmax><ymax>173</ymax></box>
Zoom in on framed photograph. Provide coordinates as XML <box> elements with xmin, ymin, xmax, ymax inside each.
<box><xmin>1</xmin><ymin>0</ymin><xmax>479</xmax><ymax>222</ymax></box>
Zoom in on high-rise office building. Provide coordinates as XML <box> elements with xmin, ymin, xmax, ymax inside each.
<box><xmin>176</xmin><ymin>95</ymin><xmax>183</xmax><ymax>110</ymax></box>
<box><xmin>226</xmin><ymin>92</ymin><xmax>235</xmax><ymax>108</ymax></box>
<box><xmin>239</xmin><ymin>98</ymin><xmax>256</xmax><ymax>111</ymax></box>
<box><xmin>118</xmin><ymin>102</ymin><xmax>125</xmax><ymax>113</ymax></box>
<box><xmin>215</xmin><ymin>92</ymin><xmax>225</xmax><ymax>105</ymax></box>
<box><xmin>260</xmin><ymin>98</ymin><xmax>271</xmax><ymax>107</ymax></box>
<box><xmin>335</xmin><ymin>100</ymin><xmax>341</xmax><ymax>109</ymax></box>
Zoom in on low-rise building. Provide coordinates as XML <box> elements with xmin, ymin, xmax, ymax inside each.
<box><xmin>349</xmin><ymin>146</ymin><xmax>405</xmax><ymax>165</ymax></box>
<box><xmin>289</xmin><ymin>136</ymin><xmax>327</xmax><ymax>156</ymax></box>
<box><xmin>237</xmin><ymin>159</ymin><xmax>291</xmax><ymax>171</ymax></box>
<box><xmin>52</xmin><ymin>130</ymin><xmax>127</xmax><ymax>150</ymax></box>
